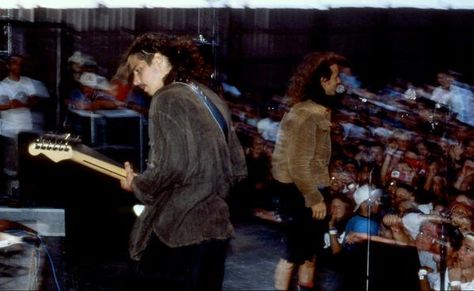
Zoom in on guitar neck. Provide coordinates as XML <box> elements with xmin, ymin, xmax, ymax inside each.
<box><xmin>70</xmin><ymin>151</ymin><xmax>127</xmax><ymax>180</ymax></box>
<box><xmin>28</xmin><ymin>135</ymin><xmax>128</xmax><ymax>180</ymax></box>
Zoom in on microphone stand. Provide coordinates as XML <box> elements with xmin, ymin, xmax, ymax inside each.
<box><xmin>365</xmin><ymin>196</ymin><xmax>372</xmax><ymax>291</ymax></box>
<box><xmin>339</xmin><ymin>85</ymin><xmax>375</xmax><ymax>291</ymax></box>
<box><xmin>439</xmin><ymin>216</ymin><xmax>448</xmax><ymax>291</ymax></box>
<box><xmin>365</xmin><ymin>172</ymin><xmax>375</xmax><ymax>291</ymax></box>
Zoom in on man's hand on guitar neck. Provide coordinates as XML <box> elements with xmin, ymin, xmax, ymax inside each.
<box><xmin>120</xmin><ymin>161</ymin><xmax>137</xmax><ymax>192</ymax></box>
<box><xmin>120</xmin><ymin>162</ymin><xmax>145</xmax><ymax>216</ymax></box>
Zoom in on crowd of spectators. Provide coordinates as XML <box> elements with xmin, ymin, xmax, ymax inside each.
<box><xmin>226</xmin><ymin>68</ymin><xmax>474</xmax><ymax>290</ymax></box>
<box><xmin>1</xmin><ymin>48</ymin><xmax>474</xmax><ymax>289</ymax></box>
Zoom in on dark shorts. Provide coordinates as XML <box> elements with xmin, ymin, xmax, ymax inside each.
<box><xmin>272</xmin><ymin>181</ymin><xmax>326</xmax><ymax>264</ymax></box>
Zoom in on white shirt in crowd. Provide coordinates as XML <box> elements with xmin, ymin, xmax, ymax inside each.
<box><xmin>0</xmin><ymin>76</ymin><xmax>50</xmax><ymax>138</ymax></box>
<box><xmin>257</xmin><ymin>117</ymin><xmax>280</xmax><ymax>142</ymax></box>
<box><xmin>428</xmin><ymin>270</ymin><xmax>474</xmax><ymax>290</ymax></box>
<box><xmin>430</xmin><ymin>84</ymin><xmax>474</xmax><ymax>126</ymax></box>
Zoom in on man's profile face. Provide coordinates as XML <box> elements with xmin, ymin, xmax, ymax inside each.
<box><xmin>321</xmin><ymin>64</ymin><xmax>341</xmax><ymax>96</ymax></box>
<box><xmin>128</xmin><ymin>53</ymin><xmax>169</xmax><ymax>96</ymax></box>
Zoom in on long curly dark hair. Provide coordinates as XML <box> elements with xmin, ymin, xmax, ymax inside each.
<box><xmin>124</xmin><ymin>32</ymin><xmax>213</xmax><ymax>87</ymax></box>
<box><xmin>286</xmin><ymin>52</ymin><xmax>346</xmax><ymax>106</ymax></box>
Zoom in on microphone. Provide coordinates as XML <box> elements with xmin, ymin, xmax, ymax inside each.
<box><xmin>336</xmin><ymin>84</ymin><xmax>346</xmax><ymax>94</ymax></box>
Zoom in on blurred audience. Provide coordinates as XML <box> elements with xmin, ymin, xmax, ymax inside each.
<box><xmin>66</xmin><ymin>72</ymin><xmax>123</xmax><ymax>111</ymax></box>
<box><xmin>224</xmin><ymin>61</ymin><xmax>474</xmax><ymax>290</ymax></box>
<box><xmin>0</xmin><ymin>54</ymin><xmax>50</xmax><ymax>197</ymax></box>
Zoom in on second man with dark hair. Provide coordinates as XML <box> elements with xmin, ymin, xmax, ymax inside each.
<box><xmin>272</xmin><ymin>52</ymin><xmax>346</xmax><ymax>291</ymax></box>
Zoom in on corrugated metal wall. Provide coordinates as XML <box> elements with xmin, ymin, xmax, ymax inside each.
<box><xmin>2</xmin><ymin>7</ymin><xmax>474</xmax><ymax>95</ymax></box>
<box><xmin>2</xmin><ymin>8</ymin><xmax>228</xmax><ymax>33</ymax></box>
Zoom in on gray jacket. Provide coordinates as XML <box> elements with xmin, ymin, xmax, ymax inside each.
<box><xmin>129</xmin><ymin>82</ymin><xmax>247</xmax><ymax>260</ymax></box>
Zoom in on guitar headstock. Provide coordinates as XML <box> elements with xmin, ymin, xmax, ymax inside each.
<box><xmin>28</xmin><ymin>133</ymin><xmax>81</xmax><ymax>163</ymax></box>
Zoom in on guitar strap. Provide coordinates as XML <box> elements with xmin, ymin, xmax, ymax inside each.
<box><xmin>183</xmin><ymin>82</ymin><xmax>229</xmax><ymax>142</ymax></box>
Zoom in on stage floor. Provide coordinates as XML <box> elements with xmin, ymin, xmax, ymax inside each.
<box><xmin>40</xmin><ymin>218</ymin><xmax>282</xmax><ymax>290</ymax></box>
<box><xmin>40</xmin><ymin>217</ymin><xmax>341</xmax><ymax>291</ymax></box>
